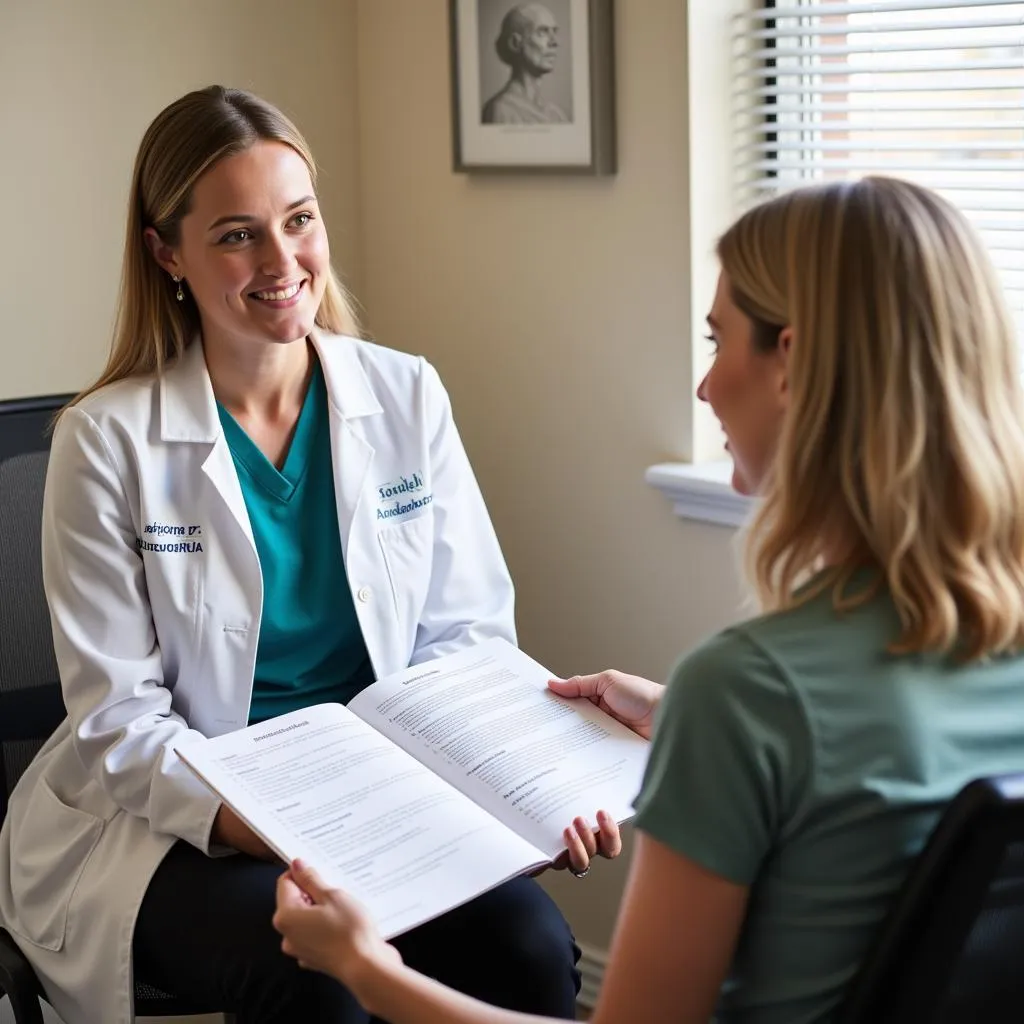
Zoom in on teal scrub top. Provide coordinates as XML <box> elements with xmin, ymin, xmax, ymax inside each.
<box><xmin>217</xmin><ymin>358</ymin><xmax>374</xmax><ymax>723</ymax></box>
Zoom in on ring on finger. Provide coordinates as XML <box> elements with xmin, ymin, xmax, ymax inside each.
<box><xmin>570</xmin><ymin>864</ymin><xmax>591</xmax><ymax>879</ymax></box>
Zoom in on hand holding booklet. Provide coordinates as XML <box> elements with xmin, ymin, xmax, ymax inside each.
<box><xmin>175</xmin><ymin>638</ymin><xmax>649</xmax><ymax>938</ymax></box>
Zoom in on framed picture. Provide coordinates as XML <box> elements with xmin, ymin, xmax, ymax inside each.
<box><xmin>449</xmin><ymin>0</ymin><xmax>616</xmax><ymax>175</ymax></box>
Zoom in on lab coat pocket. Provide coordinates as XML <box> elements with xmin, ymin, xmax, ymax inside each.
<box><xmin>377</xmin><ymin>515</ymin><xmax>433</xmax><ymax>626</ymax></box>
<box><xmin>8</xmin><ymin>779</ymin><xmax>103</xmax><ymax>951</ymax></box>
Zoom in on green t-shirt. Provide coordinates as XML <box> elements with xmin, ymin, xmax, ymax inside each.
<box><xmin>633</xmin><ymin>576</ymin><xmax>1024</xmax><ymax>1023</ymax></box>
<box><xmin>218</xmin><ymin>359</ymin><xmax>374</xmax><ymax>724</ymax></box>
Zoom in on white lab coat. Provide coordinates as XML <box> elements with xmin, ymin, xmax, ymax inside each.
<box><xmin>0</xmin><ymin>332</ymin><xmax>515</xmax><ymax>1024</ymax></box>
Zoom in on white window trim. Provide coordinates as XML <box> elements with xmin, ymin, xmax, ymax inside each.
<box><xmin>644</xmin><ymin>1</ymin><xmax>760</xmax><ymax>532</ymax></box>
<box><xmin>645</xmin><ymin>461</ymin><xmax>754</xmax><ymax>528</ymax></box>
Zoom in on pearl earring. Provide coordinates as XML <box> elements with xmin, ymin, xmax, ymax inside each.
<box><xmin>172</xmin><ymin>275</ymin><xmax>184</xmax><ymax>302</ymax></box>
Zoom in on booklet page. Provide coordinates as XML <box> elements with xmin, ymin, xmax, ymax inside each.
<box><xmin>349</xmin><ymin>638</ymin><xmax>650</xmax><ymax>859</ymax></box>
<box><xmin>175</xmin><ymin>703</ymin><xmax>548</xmax><ymax>937</ymax></box>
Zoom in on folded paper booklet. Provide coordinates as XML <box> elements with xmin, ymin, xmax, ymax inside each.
<box><xmin>175</xmin><ymin>637</ymin><xmax>649</xmax><ymax>938</ymax></box>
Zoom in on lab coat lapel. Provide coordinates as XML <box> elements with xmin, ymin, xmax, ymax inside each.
<box><xmin>313</xmin><ymin>332</ymin><xmax>383</xmax><ymax>558</ymax></box>
<box><xmin>159</xmin><ymin>332</ymin><xmax>384</xmax><ymax>557</ymax></box>
<box><xmin>159</xmin><ymin>339</ymin><xmax>256</xmax><ymax>551</ymax></box>
<box><xmin>200</xmin><ymin>436</ymin><xmax>257</xmax><ymax>552</ymax></box>
<box><xmin>329</xmin><ymin>415</ymin><xmax>374</xmax><ymax>559</ymax></box>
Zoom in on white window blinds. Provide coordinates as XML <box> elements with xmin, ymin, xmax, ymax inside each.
<box><xmin>734</xmin><ymin>1</ymin><xmax>1024</xmax><ymax>343</ymax></box>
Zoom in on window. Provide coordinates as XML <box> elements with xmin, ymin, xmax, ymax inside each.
<box><xmin>735</xmin><ymin>1</ymin><xmax>1024</xmax><ymax>344</ymax></box>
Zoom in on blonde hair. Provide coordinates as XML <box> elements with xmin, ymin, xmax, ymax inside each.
<box><xmin>719</xmin><ymin>177</ymin><xmax>1024</xmax><ymax>658</ymax></box>
<box><xmin>72</xmin><ymin>85</ymin><xmax>360</xmax><ymax>406</ymax></box>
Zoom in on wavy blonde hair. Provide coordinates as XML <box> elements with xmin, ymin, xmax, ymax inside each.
<box><xmin>71</xmin><ymin>85</ymin><xmax>360</xmax><ymax>406</ymax></box>
<box><xmin>719</xmin><ymin>177</ymin><xmax>1024</xmax><ymax>658</ymax></box>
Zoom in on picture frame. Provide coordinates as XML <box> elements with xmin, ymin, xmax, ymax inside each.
<box><xmin>449</xmin><ymin>0</ymin><xmax>616</xmax><ymax>175</ymax></box>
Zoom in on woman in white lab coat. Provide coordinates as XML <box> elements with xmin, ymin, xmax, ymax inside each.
<box><xmin>0</xmin><ymin>86</ymin><xmax>614</xmax><ymax>1024</ymax></box>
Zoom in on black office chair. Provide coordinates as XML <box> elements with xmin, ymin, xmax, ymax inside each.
<box><xmin>0</xmin><ymin>394</ymin><xmax>235</xmax><ymax>1023</ymax></box>
<box><xmin>840</xmin><ymin>772</ymin><xmax>1024</xmax><ymax>1023</ymax></box>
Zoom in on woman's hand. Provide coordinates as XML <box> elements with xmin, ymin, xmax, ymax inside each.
<box><xmin>211</xmin><ymin>804</ymin><xmax>279</xmax><ymax>861</ymax></box>
<box><xmin>553</xmin><ymin>810</ymin><xmax>622</xmax><ymax>876</ymax></box>
<box><xmin>548</xmin><ymin>670</ymin><xmax>663</xmax><ymax>741</ymax></box>
<box><xmin>273</xmin><ymin>860</ymin><xmax>402</xmax><ymax>991</ymax></box>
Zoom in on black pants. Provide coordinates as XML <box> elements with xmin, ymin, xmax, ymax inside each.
<box><xmin>134</xmin><ymin>841</ymin><xmax>581</xmax><ymax>1023</ymax></box>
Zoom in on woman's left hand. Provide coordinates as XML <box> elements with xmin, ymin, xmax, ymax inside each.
<box><xmin>273</xmin><ymin>860</ymin><xmax>401</xmax><ymax>988</ymax></box>
<box><xmin>553</xmin><ymin>809</ymin><xmax>623</xmax><ymax>876</ymax></box>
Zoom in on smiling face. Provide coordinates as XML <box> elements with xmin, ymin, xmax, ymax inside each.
<box><xmin>147</xmin><ymin>140</ymin><xmax>329</xmax><ymax>358</ymax></box>
<box><xmin>698</xmin><ymin>272</ymin><xmax>789</xmax><ymax>496</ymax></box>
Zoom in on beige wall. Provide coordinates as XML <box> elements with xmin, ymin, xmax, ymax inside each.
<box><xmin>0</xmin><ymin>0</ymin><xmax>362</xmax><ymax>401</ymax></box>
<box><xmin>354</xmin><ymin>0</ymin><xmax>747</xmax><ymax>950</ymax></box>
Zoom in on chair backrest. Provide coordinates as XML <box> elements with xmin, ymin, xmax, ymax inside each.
<box><xmin>839</xmin><ymin>773</ymin><xmax>1024</xmax><ymax>1024</ymax></box>
<box><xmin>0</xmin><ymin>395</ymin><xmax>74</xmax><ymax>823</ymax></box>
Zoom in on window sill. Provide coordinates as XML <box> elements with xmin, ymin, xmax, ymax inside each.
<box><xmin>645</xmin><ymin>461</ymin><xmax>754</xmax><ymax>528</ymax></box>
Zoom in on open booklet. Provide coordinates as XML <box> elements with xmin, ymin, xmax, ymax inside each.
<box><xmin>174</xmin><ymin>637</ymin><xmax>649</xmax><ymax>939</ymax></box>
